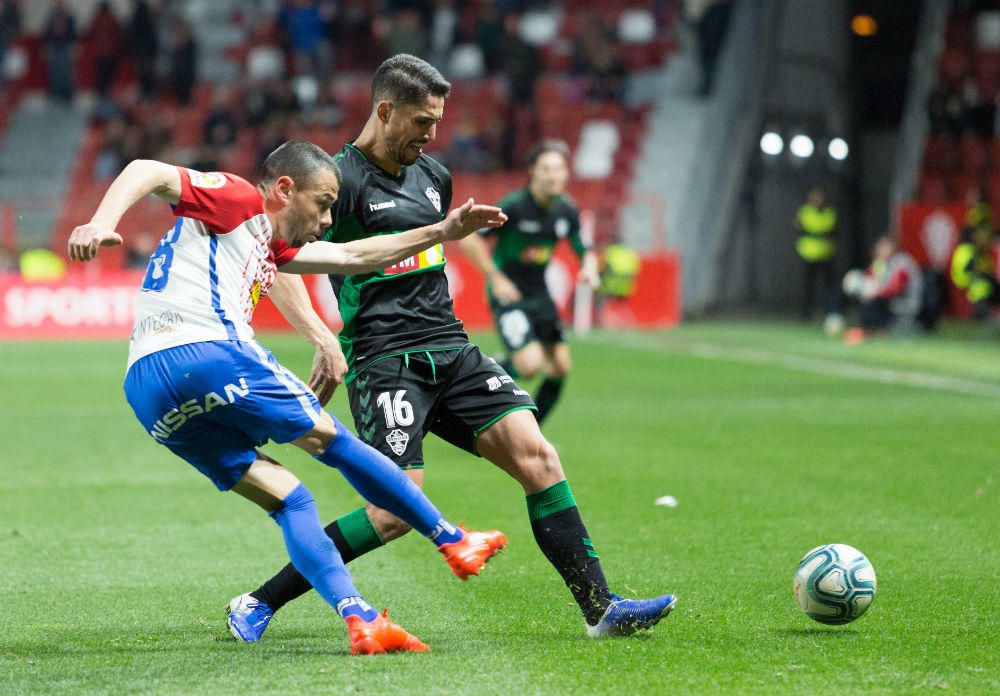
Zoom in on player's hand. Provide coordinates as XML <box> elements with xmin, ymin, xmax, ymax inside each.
<box><xmin>441</xmin><ymin>198</ymin><xmax>507</xmax><ymax>241</ymax></box>
<box><xmin>578</xmin><ymin>263</ymin><xmax>600</xmax><ymax>289</ymax></box>
<box><xmin>68</xmin><ymin>222</ymin><xmax>124</xmax><ymax>262</ymax></box>
<box><xmin>490</xmin><ymin>271</ymin><xmax>521</xmax><ymax>305</ymax></box>
<box><xmin>308</xmin><ymin>335</ymin><xmax>347</xmax><ymax>405</ymax></box>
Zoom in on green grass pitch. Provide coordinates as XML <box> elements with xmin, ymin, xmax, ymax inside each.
<box><xmin>2</xmin><ymin>323</ymin><xmax>998</xmax><ymax>694</ymax></box>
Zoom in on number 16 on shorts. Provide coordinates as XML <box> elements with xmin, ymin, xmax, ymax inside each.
<box><xmin>377</xmin><ymin>390</ymin><xmax>413</xmax><ymax>456</ymax></box>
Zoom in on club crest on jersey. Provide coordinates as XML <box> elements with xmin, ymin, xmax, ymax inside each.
<box><xmin>250</xmin><ymin>280</ymin><xmax>262</xmax><ymax>310</ymax></box>
<box><xmin>386</xmin><ymin>428</ymin><xmax>409</xmax><ymax>456</ymax></box>
<box><xmin>188</xmin><ymin>171</ymin><xmax>227</xmax><ymax>188</ymax></box>
<box><xmin>555</xmin><ymin>217</ymin><xmax>570</xmax><ymax>238</ymax></box>
<box><xmin>425</xmin><ymin>187</ymin><xmax>441</xmax><ymax>212</ymax></box>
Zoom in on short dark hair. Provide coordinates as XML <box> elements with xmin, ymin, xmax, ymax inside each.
<box><xmin>371</xmin><ymin>53</ymin><xmax>451</xmax><ymax>106</ymax></box>
<box><xmin>526</xmin><ymin>139</ymin><xmax>571</xmax><ymax>167</ymax></box>
<box><xmin>260</xmin><ymin>140</ymin><xmax>339</xmax><ymax>187</ymax></box>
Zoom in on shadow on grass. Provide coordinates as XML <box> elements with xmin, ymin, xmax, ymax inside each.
<box><xmin>777</xmin><ymin>627</ymin><xmax>860</xmax><ymax>638</ymax></box>
<box><xmin>0</xmin><ymin>627</ymin><xmax>353</xmax><ymax>658</ymax></box>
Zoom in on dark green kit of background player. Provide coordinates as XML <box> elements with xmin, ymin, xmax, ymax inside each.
<box><xmin>321</xmin><ymin>143</ymin><xmax>536</xmax><ymax>470</ymax></box>
<box><xmin>481</xmin><ymin>188</ymin><xmax>588</xmax><ymax>351</ymax></box>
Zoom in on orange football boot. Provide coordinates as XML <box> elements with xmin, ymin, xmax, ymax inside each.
<box><xmin>437</xmin><ymin>526</ymin><xmax>508</xmax><ymax>580</ymax></box>
<box><xmin>345</xmin><ymin>610</ymin><xmax>429</xmax><ymax>655</ymax></box>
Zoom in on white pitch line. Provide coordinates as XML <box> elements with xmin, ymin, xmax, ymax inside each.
<box><xmin>583</xmin><ymin>333</ymin><xmax>1000</xmax><ymax>400</ymax></box>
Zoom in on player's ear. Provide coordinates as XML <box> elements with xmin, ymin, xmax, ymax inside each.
<box><xmin>376</xmin><ymin>100</ymin><xmax>393</xmax><ymax>124</ymax></box>
<box><xmin>275</xmin><ymin>175</ymin><xmax>295</xmax><ymax>203</ymax></box>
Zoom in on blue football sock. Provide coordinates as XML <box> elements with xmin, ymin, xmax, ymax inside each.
<box><xmin>270</xmin><ymin>484</ymin><xmax>377</xmax><ymax>622</ymax></box>
<box><xmin>315</xmin><ymin>415</ymin><xmax>464</xmax><ymax>546</ymax></box>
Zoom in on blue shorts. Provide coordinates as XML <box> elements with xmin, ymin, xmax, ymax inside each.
<box><xmin>124</xmin><ymin>340</ymin><xmax>323</xmax><ymax>491</ymax></box>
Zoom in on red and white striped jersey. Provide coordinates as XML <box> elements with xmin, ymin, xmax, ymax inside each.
<box><xmin>127</xmin><ymin>168</ymin><xmax>299</xmax><ymax>367</ymax></box>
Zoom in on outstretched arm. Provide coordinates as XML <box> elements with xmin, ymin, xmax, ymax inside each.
<box><xmin>268</xmin><ymin>273</ymin><xmax>345</xmax><ymax>405</ymax></box>
<box><xmin>68</xmin><ymin>160</ymin><xmax>182</xmax><ymax>262</ymax></box>
<box><xmin>281</xmin><ymin>198</ymin><xmax>507</xmax><ymax>275</ymax></box>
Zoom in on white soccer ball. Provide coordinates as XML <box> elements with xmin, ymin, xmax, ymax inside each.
<box><xmin>842</xmin><ymin>269</ymin><xmax>865</xmax><ymax>297</ymax></box>
<box><xmin>793</xmin><ymin>543</ymin><xmax>877</xmax><ymax>625</ymax></box>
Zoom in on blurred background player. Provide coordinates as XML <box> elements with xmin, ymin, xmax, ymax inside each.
<box><xmin>460</xmin><ymin>139</ymin><xmax>599</xmax><ymax>425</ymax></box>
<box><xmin>67</xmin><ymin>141</ymin><xmax>508</xmax><ymax>655</ymax></box>
<box><xmin>228</xmin><ymin>55</ymin><xmax>676</xmax><ymax>641</ymax></box>
<box><xmin>842</xmin><ymin>235</ymin><xmax>923</xmax><ymax>344</ymax></box>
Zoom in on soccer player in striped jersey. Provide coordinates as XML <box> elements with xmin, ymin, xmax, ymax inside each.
<box><xmin>68</xmin><ymin>140</ymin><xmax>508</xmax><ymax>654</ymax></box>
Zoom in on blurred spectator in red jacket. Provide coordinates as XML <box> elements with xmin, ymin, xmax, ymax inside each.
<box><xmin>88</xmin><ymin>2</ymin><xmax>123</xmax><ymax>97</ymax></box>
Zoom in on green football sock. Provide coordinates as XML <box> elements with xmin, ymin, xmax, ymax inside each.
<box><xmin>251</xmin><ymin>507</ymin><xmax>384</xmax><ymax>611</ymax></box>
<box><xmin>527</xmin><ymin>480</ymin><xmax>612</xmax><ymax>624</ymax></box>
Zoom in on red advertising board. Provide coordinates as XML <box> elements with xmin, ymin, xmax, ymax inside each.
<box><xmin>0</xmin><ymin>247</ymin><xmax>680</xmax><ymax>340</ymax></box>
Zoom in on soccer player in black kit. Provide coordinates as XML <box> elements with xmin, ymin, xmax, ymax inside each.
<box><xmin>227</xmin><ymin>54</ymin><xmax>676</xmax><ymax>640</ymax></box>
<box><xmin>460</xmin><ymin>139</ymin><xmax>599</xmax><ymax>424</ymax></box>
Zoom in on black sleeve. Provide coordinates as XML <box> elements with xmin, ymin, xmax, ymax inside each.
<box><xmin>325</xmin><ymin>158</ymin><xmax>360</xmax><ymax>241</ymax></box>
<box><xmin>441</xmin><ymin>169</ymin><xmax>453</xmax><ymax>214</ymax></box>
<box><xmin>568</xmin><ymin>205</ymin><xmax>589</xmax><ymax>256</ymax></box>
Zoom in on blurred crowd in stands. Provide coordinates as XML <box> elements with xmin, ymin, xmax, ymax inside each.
<box><xmin>923</xmin><ymin>1</ymin><xmax>1000</xmax><ymax>201</ymax></box>
<box><xmin>0</xmin><ymin>1</ymin><xmax>740</xmax><ymax>184</ymax></box>
<box><xmin>911</xmin><ymin>1</ymin><xmax>1000</xmax><ymax>331</ymax></box>
<box><xmin>0</xmin><ymin>1</ymin><xmax>694</xmax><ymax>182</ymax></box>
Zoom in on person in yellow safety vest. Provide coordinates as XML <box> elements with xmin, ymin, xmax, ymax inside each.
<box><xmin>964</xmin><ymin>186</ymin><xmax>992</xmax><ymax>231</ymax></box>
<box><xmin>599</xmin><ymin>242</ymin><xmax>641</xmax><ymax>298</ymax></box>
<box><xmin>19</xmin><ymin>248</ymin><xmax>66</xmax><ymax>281</ymax></box>
<box><xmin>795</xmin><ymin>186</ymin><xmax>838</xmax><ymax>320</ymax></box>
<box><xmin>950</xmin><ymin>224</ymin><xmax>997</xmax><ymax>320</ymax></box>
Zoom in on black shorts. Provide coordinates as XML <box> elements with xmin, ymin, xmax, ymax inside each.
<box><xmin>490</xmin><ymin>295</ymin><xmax>565</xmax><ymax>353</ymax></box>
<box><xmin>346</xmin><ymin>343</ymin><xmax>536</xmax><ymax>469</ymax></box>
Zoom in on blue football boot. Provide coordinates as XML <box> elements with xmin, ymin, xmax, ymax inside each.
<box><xmin>586</xmin><ymin>593</ymin><xmax>678</xmax><ymax>637</ymax></box>
<box><xmin>227</xmin><ymin>593</ymin><xmax>275</xmax><ymax>642</ymax></box>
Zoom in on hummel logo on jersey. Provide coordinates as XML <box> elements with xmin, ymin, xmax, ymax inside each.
<box><xmin>148</xmin><ymin>378</ymin><xmax>250</xmax><ymax>442</ymax></box>
<box><xmin>425</xmin><ymin>187</ymin><xmax>441</xmax><ymax>212</ymax></box>
<box><xmin>487</xmin><ymin>375</ymin><xmax>514</xmax><ymax>391</ymax></box>
<box><xmin>369</xmin><ymin>200</ymin><xmax>397</xmax><ymax>211</ymax></box>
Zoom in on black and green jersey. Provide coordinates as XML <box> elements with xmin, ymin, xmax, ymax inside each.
<box><xmin>322</xmin><ymin>143</ymin><xmax>467</xmax><ymax>381</ymax></box>
<box><xmin>480</xmin><ymin>188</ymin><xmax>588</xmax><ymax>298</ymax></box>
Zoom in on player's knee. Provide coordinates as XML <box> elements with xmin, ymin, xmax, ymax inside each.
<box><xmin>514</xmin><ymin>353</ymin><xmax>544</xmax><ymax>378</ymax></box>
<box><xmin>517</xmin><ymin>436</ymin><xmax>564</xmax><ymax>488</ymax></box>
<box><xmin>292</xmin><ymin>411</ymin><xmax>337</xmax><ymax>456</ymax></box>
<box><xmin>551</xmin><ymin>358</ymin><xmax>571</xmax><ymax>378</ymax></box>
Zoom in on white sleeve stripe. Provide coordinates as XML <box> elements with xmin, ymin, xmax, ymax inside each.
<box><xmin>246</xmin><ymin>340</ymin><xmax>322</xmax><ymax>425</ymax></box>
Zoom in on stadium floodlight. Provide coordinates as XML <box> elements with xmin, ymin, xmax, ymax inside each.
<box><xmin>789</xmin><ymin>134</ymin><xmax>814</xmax><ymax>158</ymax></box>
<box><xmin>760</xmin><ymin>131</ymin><xmax>784</xmax><ymax>156</ymax></box>
<box><xmin>828</xmin><ymin>137</ymin><xmax>849</xmax><ymax>161</ymax></box>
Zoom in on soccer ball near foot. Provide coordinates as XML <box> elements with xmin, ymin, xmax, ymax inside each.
<box><xmin>793</xmin><ymin>543</ymin><xmax>877</xmax><ymax>625</ymax></box>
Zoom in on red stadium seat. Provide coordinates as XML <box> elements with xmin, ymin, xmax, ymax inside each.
<box><xmin>986</xmin><ymin>171</ymin><xmax>1000</xmax><ymax>202</ymax></box>
<box><xmin>960</xmin><ymin>136</ymin><xmax>990</xmax><ymax>171</ymax></box>
<box><xmin>923</xmin><ymin>136</ymin><xmax>956</xmax><ymax>171</ymax></box>
<box><xmin>949</xmin><ymin>171</ymin><xmax>982</xmax><ymax>201</ymax></box>
<box><xmin>918</xmin><ymin>171</ymin><xmax>949</xmax><ymax>201</ymax></box>
<box><xmin>940</xmin><ymin>47</ymin><xmax>971</xmax><ymax>83</ymax></box>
